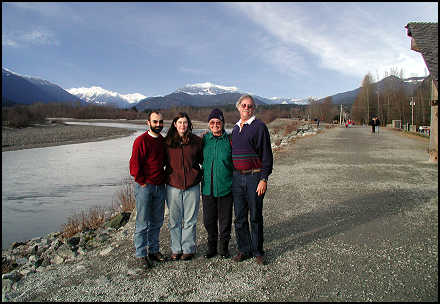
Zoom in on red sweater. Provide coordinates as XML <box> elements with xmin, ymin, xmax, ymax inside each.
<box><xmin>129</xmin><ymin>131</ymin><xmax>166</xmax><ymax>185</ymax></box>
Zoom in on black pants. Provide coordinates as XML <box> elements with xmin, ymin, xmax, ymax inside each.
<box><xmin>202</xmin><ymin>192</ymin><xmax>233</xmax><ymax>243</ymax></box>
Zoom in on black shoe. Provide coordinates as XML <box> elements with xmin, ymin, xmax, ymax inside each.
<box><xmin>204</xmin><ymin>251</ymin><xmax>217</xmax><ymax>259</ymax></box>
<box><xmin>136</xmin><ymin>256</ymin><xmax>152</xmax><ymax>269</ymax></box>
<box><xmin>218</xmin><ymin>240</ymin><xmax>230</xmax><ymax>258</ymax></box>
<box><xmin>219</xmin><ymin>251</ymin><xmax>230</xmax><ymax>259</ymax></box>
<box><xmin>148</xmin><ymin>252</ymin><xmax>166</xmax><ymax>262</ymax></box>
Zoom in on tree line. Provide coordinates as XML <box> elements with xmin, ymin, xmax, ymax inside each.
<box><xmin>351</xmin><ymin>68</ymin><xmax>432</xmax><ymax>127</ymax></box>
<box><xmin>3</xmin><ymin>100</ymin><xmax>338</xmax><ymax>128</ymax></box>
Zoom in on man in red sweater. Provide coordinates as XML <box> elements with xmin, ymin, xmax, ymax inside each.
<box><xmin>129</xmin><ymin>111</ymin><xmax>167</xmax><ymax>269</ymax></box>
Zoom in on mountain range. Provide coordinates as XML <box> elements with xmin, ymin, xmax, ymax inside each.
<box><xmin>2</xmin><ymin>68</ymin><xmax>85</xmax><ymax>106</ymax></box>
<box><xmin>2</xmin><ymin>67</ymin><xmax>427</xmax><ymax>110</ymax></box>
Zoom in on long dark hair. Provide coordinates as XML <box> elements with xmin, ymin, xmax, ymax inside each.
<box><xmin>165</xmin><ymin>112</ymin><xmax>194</xmax><ymax>147</ymax></box>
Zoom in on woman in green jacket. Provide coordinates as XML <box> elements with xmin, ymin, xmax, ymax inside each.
<box><xmin>201</xmin><ymin>108</ymin><xmax>233</xmax><ymax>259</ymax></box>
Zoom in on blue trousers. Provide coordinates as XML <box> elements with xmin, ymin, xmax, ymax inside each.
<box><xmin>166</xmin><ymin>184</ymin><xmax>200</xmax><ymax>254</ymax></box>
<box><xmin>232</xmin><ymin>171</ymin><xmax>265</xmax><ymax>257</ymax></box>
<box><xmin>133</xmin><ymin>183</ymin><xmax>165</xmax><ymax>258</ymax></box>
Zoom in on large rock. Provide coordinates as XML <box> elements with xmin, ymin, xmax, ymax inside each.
<box><xmin>103</xmin><ymin>212</ymin><xmax>131</xmax><ymax>229</ymax></box>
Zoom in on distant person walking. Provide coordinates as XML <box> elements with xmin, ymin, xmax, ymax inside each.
<box><xmin>129</xmin><ymin>111</ymin><xmax>167</xmax><ymax>270</ymax></box>
<box><xmin>231</xmin><ymin>95</ymin><xmax>273</xmax><ymax>265</ymax></box>
<box><xmin>370</xmin><ymin>117</ymin><xmax>376</xmax><ymax>133</ymax></box>
<box><xmin>165</xmin><ymin>112</ymin><xmax>203</xmax><ymax>261</ymax></box>
<box><xmin>201</xmin><ymin>108</ymin><xmax>234</xmax><ymax>259</ymax></box>
<box><xmin>375</xmin><ymin>117</ymin><xmax>380</xmax><ymax>135</ymax></box>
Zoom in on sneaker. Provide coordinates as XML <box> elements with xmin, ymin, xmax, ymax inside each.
<box><xmin>136</xmin><ymin>256</ymin><xmax>152</xmax><ymax>269</ymax></box>
<box><xmin>148</xmin><ymin>252</ymin><xmax>166</xmax><ymax>262</ymax></box>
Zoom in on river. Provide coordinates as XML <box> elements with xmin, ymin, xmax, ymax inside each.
<box><xmin>2</xmin><ymin>122</ymin><xmax>208</xmax><ymax>249</ymax></box>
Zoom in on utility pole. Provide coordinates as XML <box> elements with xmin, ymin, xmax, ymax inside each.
<box><xmin>339</xmin><ymin>104</ymin><xmax>343</xmax><ymax>125</ymax></box>
<box><xmin>366</xmin><ymin>87</ymin><xmax>369</xmax><ymax>125</ymax></box>
<box><xmin>387</xmin><ymin>96</ymin><xmax>390</xmax><ymax>125</ymax></box>
<box><xmin>409</xmin><ymin>97</ymin><xmax>415</xmax><ymax>126</ymax></box>
<box><xmin>377</xmin><ymin>91</ymin><xmax>380</xmax><ymax>123</ymax></box>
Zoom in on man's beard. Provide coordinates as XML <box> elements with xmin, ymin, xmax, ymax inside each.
<box><xmin>150</xmin><ymin>126</ymin><xmax>163</xmax><ymax>134</ymax></box>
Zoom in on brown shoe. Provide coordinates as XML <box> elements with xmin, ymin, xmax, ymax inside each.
<box><xmin>170</xmin><ymin>253</ymin><xmax>182</xmax><ymax>261</ymax></box>
<box><xmin>148</xmin><ymin>252</ymin><xmax>166</xmax><ymax>262</ymax></box>
<box><xmin>255</xmin><ymin>255</ymin><xmax>265</xmax><ymax>265</ymax></box>
<box><xmin>181</xmin><ymin>253</ymin><xmax>194</xmax><ymax>261</ymax></box>
<box><xmin>233</xmin><ymin>252</ymin><xmax>249</xmax><ymax>262</ymax></box>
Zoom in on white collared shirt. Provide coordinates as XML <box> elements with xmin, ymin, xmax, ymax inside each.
<box><xmin>235</xmin><ymin>116</ymin><xmax>256</xmax><ymax>132</ymax></box>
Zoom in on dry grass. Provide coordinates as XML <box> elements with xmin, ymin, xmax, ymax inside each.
<box><xmin>112</xmin><ymin>177</ymin><xmax>136</xmax><ymax>213</ymax></box>
<box><xmin>61</xmin><ymin>205</ymin><xmax>109</xmax><ymax>239</ymax></box>
<box><xmin>60</xmin><ymin>177</ymin><xmax>136</xmax><ymax>239</ymax></box>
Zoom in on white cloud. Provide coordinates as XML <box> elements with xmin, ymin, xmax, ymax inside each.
<box><xmin>2</xmin><ymin>29</ymin><xmax>59</xmax><ymax>47</ymax></box>
<box><xmin>230</xmin><ymin>3</ymin><xmax>430</xmax><ymax>79</ymax></box>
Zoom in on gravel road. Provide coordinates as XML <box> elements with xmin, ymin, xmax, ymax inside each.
<box><xmin>4</xmin><ymin>125</ymin><xmax>438</xmax><ymax>302</ymax></box>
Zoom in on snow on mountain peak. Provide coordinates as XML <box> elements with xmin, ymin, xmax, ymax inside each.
<box><xmin>177</xmin><ymin>82</ymin><xmax>239</xmax><ymax>95</ymax></box>
<box><xmin>67</xmin><ymin>86</ymin><xmax>146</xmax><ymax>104</ymax></box>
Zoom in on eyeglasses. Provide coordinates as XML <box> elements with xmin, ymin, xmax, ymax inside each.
<box><xmin>209</xmin><ymin>121</ymin><xmax>222</xmax><ymax>126</ymax></box>
<box><xmin>240</xmin><ymin>103</ymin><xmax>254</xmax><ymax>109</ymax></box>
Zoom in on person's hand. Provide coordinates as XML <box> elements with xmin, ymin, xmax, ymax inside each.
<box><xmin>256</xmin><ymin>180</ymin><xmax>267</xmax><ymax>196</ymax></box>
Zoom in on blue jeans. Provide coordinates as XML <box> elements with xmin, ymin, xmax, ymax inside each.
<box><xmin>134</xmin><ymin>183</ymin><xmax>165</xmax><ymax>258</ymax></box>
<box><xmin>166</xmin><ymin>184</ymin><xmax>200</xmax><ymax>254</ymax></box>
<box><xmin>232</xmin><ymin>171</ymin><xmax>265</xmax><ymax>257</ymax></box>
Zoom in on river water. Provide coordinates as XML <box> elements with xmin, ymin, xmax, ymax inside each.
<box><xmin>1</xmin><ymin>122</ymin><xmax>207</xmax><ymax>249</ymax></box>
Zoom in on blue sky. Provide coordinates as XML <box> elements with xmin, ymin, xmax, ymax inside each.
<box><xmin>2</xmin><ymin>2</ymin><xmax>438</xmax><ymax>99</ymax></box>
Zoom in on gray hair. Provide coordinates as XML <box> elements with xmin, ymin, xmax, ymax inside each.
<box><xmin>236</xmin><ymin>94</ymin><xmax>257</xmax><ymax>110</ymax></box>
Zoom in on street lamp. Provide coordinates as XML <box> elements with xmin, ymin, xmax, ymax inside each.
<box><xmin>376</xmin><ymin>91</ymin><xmax>380</xmax><ymax>122</ymax></box>
<box><xmin>409</xmin><ymin>97</ymin><xmax>415</xmax><ymax>126</ymax></box>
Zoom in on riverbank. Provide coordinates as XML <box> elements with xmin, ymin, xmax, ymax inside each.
<box><xmin>2</xmin><ymin>122</ymin><xmax>137</xmax><ymax>152</ymax></box>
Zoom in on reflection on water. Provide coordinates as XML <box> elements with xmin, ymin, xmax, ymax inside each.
<box><xmin>2</xmin><ymin>122</ymin><xmax>207</xmax><ymax>248</ymax></box>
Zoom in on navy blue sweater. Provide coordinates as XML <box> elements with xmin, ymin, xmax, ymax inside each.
<box><xmin>231</xmin><ymin>118</ymin><xmax>273</xmax><ymax>180</ymax></box>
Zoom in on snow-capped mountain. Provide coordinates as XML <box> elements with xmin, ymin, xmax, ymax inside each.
<box><xmin>135</xmin><ymin>81</ymin><xmax>311</xmax><ymax>110</ymax></box>
<box><xmin>67</xmin><ymin>86</ymin><xmax>146</xmax><ymax>108</ymax></box>
<box><xmin>2</xmin><ymin>67</ymin><xmax>85</xmax><ymax>106</ymax></box>
<box><xmin>175</xmin><ymin>82</ymin><xmax>239</xmax><ymax>95</ymax></box>
<box><xmin>264</xmin><ymin>96</ymin><xmax>312</xmax><ymax>105</ymax></box>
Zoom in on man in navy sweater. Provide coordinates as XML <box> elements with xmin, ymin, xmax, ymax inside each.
<box><xmin>231</xmin><ymin>95</ymin><xmax>273</xmax><ymax>265</ymax></box>
<box><xmin>129</xmin><ymin>111</ymin><xmax>167</xmax><ymax>269</ymax></box>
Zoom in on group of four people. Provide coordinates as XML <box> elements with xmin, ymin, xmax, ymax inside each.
<box><xmin>129</xmin><ymin>94</ymin><xmax>273</xmax><ymax>268</ymax></box>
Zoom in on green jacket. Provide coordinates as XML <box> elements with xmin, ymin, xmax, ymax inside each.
<box><xmin>201</xmin><ymin>131</ymin><xmax>233</xmax><ymax>197</ymax></box>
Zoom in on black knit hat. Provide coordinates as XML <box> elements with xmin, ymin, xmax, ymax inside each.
<box><xmin>208</xmin><ymin>108</ymin><xmax>224</xmax><ymax>123</ymax></box>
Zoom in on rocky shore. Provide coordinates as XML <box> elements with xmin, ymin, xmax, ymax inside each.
<box><xmin>2</xmin><ymin>122</ymin><xmax>436</xmax><ymax>301</ymax></box>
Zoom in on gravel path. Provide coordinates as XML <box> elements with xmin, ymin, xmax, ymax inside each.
<box><xmin>4</xmin><ymin>125</ymin><xmax>438</xmax><ymax>302</ymax></box>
